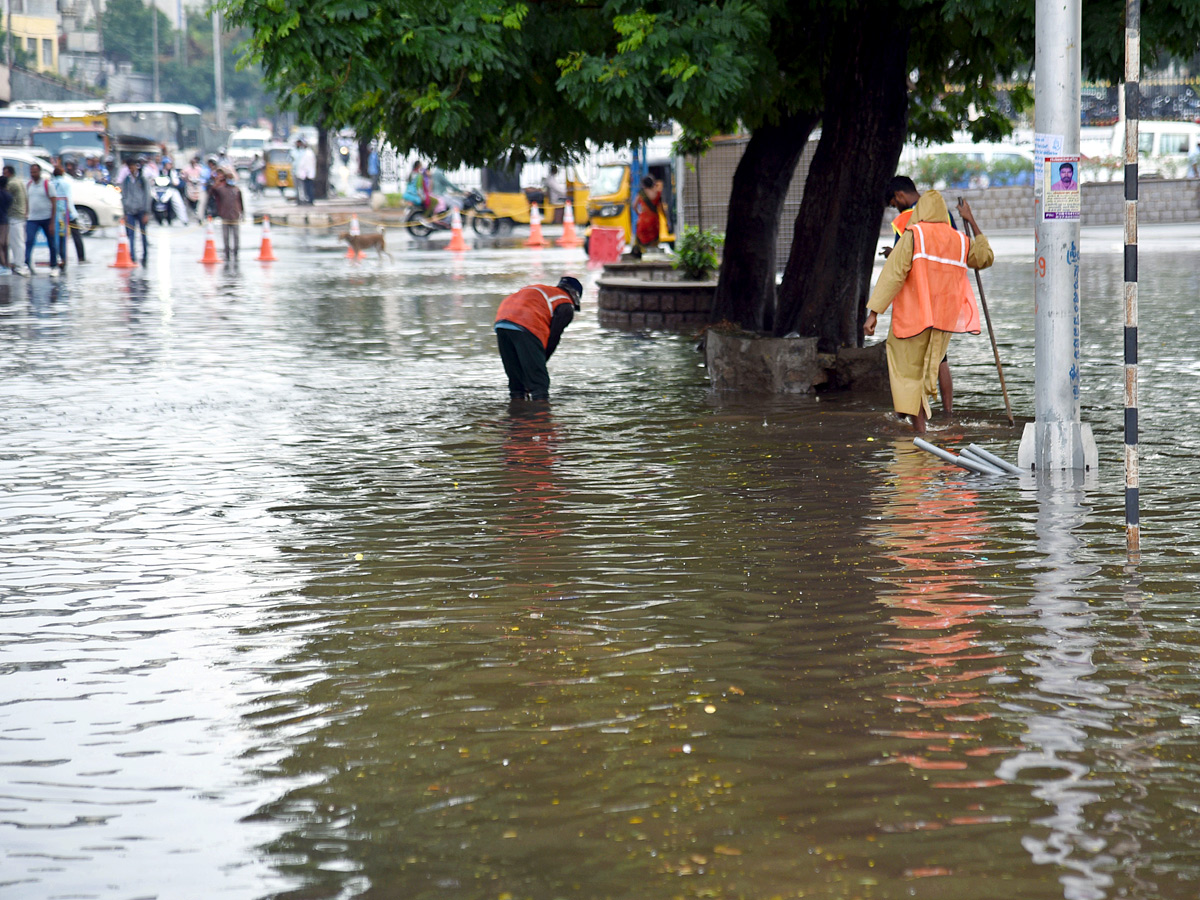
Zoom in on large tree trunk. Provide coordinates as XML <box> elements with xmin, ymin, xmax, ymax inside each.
<box><xmin>709</xmin><ymin>110</ymin><xmax>820</xmax><ymax>331</ymax></box>
<box><xmin>316</xmin><ymin>125</ymin><xmax>331</xmax><ymax>201</ymax></box>
<box><xmin>774</xmin><ymin>7</ymin><xmax>911</xmax><ymax>348</ymax></box>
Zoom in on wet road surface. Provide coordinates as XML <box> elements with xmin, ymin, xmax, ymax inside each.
<box><xmin>2</xmin><ymin>218</ymin><xmax>1200</xmax><ymax>899</ymax></box>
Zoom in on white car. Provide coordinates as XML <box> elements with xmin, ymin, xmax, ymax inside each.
<box><xmin>1</xmin><ymin>150</ymin><xmax>124</xmax><ymax>235</ymax></box>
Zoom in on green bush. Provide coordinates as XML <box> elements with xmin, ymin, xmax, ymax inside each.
<box><xmin>672</xmin><ymin>226</ymin><xmax>724</xmax><ymax>280</ymax></box>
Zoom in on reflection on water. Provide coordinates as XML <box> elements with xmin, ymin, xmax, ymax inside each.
<box><xmin>2</xmin><ymin>229</ymin><xmax>1200</xmax><ymax>898</ymax></box>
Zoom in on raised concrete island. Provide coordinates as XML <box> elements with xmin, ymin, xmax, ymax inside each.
<box><xmin>596</xmin><ymin>258</ymin><xmax>717</xmax><ymax>331</ymax></box>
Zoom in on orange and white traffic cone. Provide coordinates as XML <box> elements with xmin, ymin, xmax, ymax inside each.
<box><xmin>556</xmin><ymin>201</ymin><xmax>583</xmax><ymax>247</ymax></box>
<box><xmin>346</xmin><ymin>214</ymin><xmax>362</xmax><ymax>258</ymax></box>
<box><xmin>199</xmin><ymin>218</ymin><xmax>221</xmax><ymax>264</ymax></box>
<box><xmin>525</xmin><ymin>202</ymin><xmax>546</xmax><ymax>247</ymax></box>
<box><xmin>444</xmin><ymin>206</ymin><xmax>467</xmax><ymax>252</ymax></box>
<box><xmin>109</xmin><ymin>218</ymin><xmax>138</xmax><ymax>269</ymax></box>
<box><xmin>256</xmin><ymin>215</ymin><xmax>278</xmax><ymax>261</ymax></box>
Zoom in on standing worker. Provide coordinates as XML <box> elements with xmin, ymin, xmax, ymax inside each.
<box><xmin>493</xmin><ymin>276</ymin><xmax>583</xmax><ymax>402</ymax></box>
<box><xmin>883</xmin><ymin>175</ymin><xmax>958</xmax><ymax>413</ymax></box>
<box><xmin>863</xmin><ymin>191</ymin><xmax>993</xmax><ymax>434</ymax></box>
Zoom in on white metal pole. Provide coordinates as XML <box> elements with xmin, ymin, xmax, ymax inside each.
<box><xmin>1019</xmin><ymin>0</ymin><xmax>1098</xmax><ymax>472</ymax></box>
<box><xmin>212</xmin><ymin>9</ymin><xmax>225</xmax><ymax>131</ymax></box>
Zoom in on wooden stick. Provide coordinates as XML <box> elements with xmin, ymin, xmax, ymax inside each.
<box><xmin>960</xmin><ymin>202</ymin><xmax>1015</xmax><ymax>427</ymax></box>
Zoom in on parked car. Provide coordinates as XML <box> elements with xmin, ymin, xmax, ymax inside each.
<box><xmin>1</xmin><ymin>149</ymin><xmax>123</xmax><ymax>235</ymax></box>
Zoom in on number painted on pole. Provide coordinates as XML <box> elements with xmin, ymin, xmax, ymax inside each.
<box><xmin>1037</xmin><ymin>256</ymin><xmax>1046</xmax><ymax>278</ymax></box>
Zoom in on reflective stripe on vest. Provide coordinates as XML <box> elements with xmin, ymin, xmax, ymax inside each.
<box><xmin>890</xmin><ymin>222</ymin><xmax>980</xmax><ymax>340</ymax></box>
<box><xmin>494</xmin><ymin>284</ymin><xmax>572</xmax><ymax>348</ymax></box>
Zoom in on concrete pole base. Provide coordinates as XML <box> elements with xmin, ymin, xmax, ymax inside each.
<box><xmin>1018</xmin><ymin>421</ymin><xmax>1099</xmax><ymax>472</ymax></box>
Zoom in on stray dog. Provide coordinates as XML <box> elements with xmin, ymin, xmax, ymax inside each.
<box><xmin>338</xmin><ymin>226</ymin><xmax>393</xmax><ymax>260</ymax></box>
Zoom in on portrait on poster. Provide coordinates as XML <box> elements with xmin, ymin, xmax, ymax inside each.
<box><xmin>1043</xmin><ymin>156</ymin><xmax>1081</xmax><ymax>220</ymax></box>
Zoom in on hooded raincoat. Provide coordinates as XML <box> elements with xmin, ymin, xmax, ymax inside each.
<box><xmin>867</xmin><ymin>190</ymin><xmax>994</xmax><ymax>419</ymax></box>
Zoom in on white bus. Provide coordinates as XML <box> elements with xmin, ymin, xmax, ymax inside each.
<box><xmin>0</xmin><ymin>107</ymin><xmax>44</xmax><ymax>146</ymax></box>
<box><xmin>106</xmin><ymin>102</ymin><xmax>203</xmax><ymax>161</ymax></box>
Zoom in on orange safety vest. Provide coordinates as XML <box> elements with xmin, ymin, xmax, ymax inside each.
<box><xmin>495</xmin><ymin>284</ymin><xmax>575</xmax><ymax>348</ymax></box>
<box><xmin>890</xmin><ymin>222</ymin><xmax>980</xmax><ymax>340</ymax></box>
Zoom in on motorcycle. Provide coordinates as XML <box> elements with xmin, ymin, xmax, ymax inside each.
<box><xmin>405</xmin><ymin>189</ymin><xmax>500</xmax><ymax>238</ymax></box>
<box><xmin>151</xmin><ymin>175</ymin><xmax>187</xmax><ymax>225</ymax></box>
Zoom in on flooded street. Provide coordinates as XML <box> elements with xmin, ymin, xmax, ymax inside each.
<box><xmin>3</xmin><ymin>218</ymin><xmax>1200</xmax><ymax>900</ymax></box>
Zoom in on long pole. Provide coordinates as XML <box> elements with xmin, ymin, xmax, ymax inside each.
<box><xmin>1124</xmin><ymin>0</ymin><xmax>1141</xmax><ymax>552</ymax></box>
<box><xmin>960</xmin><ymin>209</ymin><xmax>1014</xmax><ymax>427</ymax></box>
<box><xmin>212</xmin><ymin>9</ymin><xmax>225</xmax><ymax>131</ymax></box>
<box><xmin>152</xmin><ymin>7</ymin><xmax>160</xmax><ymax>101</ymax></box>
<box><xmin>175</xmin><ymin>0</ymin><xmax>182</xmax><ymax>61</ymax></box>
<box><xmin>1018</xmin><ymin>0</ymin><xmax>1097</xmax><ymax>471</ymax></box>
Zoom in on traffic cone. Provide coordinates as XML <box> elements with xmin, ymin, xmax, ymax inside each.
<box><xmin>525</xmin><ymin>203</ymin><xmax>546</xmax><ymax>247</ymax></box>
<box><xmin>346</xmin><ymin>214</ymin><xmax>362</xmax><ymax>258</ymax></box>
<box><xmin>556</xmin><ymin>201</ymin><xmax>583</xmax><ymax>247</ymax></box>
<box><xmin>199</xmin><ymin>218</ymin><xmax>221</xmax><ymax>264</ymax></box>
<box><xmin>256</xmin><ymin>215</ymin><xmax>278</xmax><ymax>262</ymax></box>
<box><xmin>444</xmin><ymin>206</ymin><xmax>468</xmax><ymax>252</ymax></box>
<box><xmin>109</xmin><ymin>218</ymin><xmax>137</xmax><ymax>269</ymax></box>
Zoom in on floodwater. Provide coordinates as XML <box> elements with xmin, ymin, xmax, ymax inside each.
<box><xmin>2</xmin><ymin>219</ymin><xmax>1199</xmax><ymax>900</ymax></box>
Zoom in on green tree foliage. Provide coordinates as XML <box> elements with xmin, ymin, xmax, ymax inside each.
<box><xmin>100</xmin><ymin>0</ymin><xmax>173</xmax><ymax>67</ymax></box>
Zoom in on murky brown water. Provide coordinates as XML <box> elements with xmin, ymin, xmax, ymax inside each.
<box><xmin>2</xmin><ymin>222</ymin><xmax>1199</xmax><ymax>899</ymax></box>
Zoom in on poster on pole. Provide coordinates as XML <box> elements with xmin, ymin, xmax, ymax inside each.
<box><xmin>1043</xmin><ymin>156</ymin><xmax>1081</xmax><ymax>220</ymax></box>
<box><xmin>1034</xmin><ymin>132</ymin><xmax>1064</xmax><ymax>183</ymax></box>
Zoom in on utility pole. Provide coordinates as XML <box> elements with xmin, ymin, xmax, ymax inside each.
<box><xmin>152</xmin><ymin>7</ymin><xmax>160</xmax><ymax>101</ymax></box>
<box><xmin>212</xmin><ymin>8</ymin><xmax>225</xmax><ymax>130</ymax></box>
<box><xmin>1018</xmin><ymin>0</ymin><xmax>1098</xmax><ymax>472</ymax></box>
<box><xmin>175</xmin><ymin>0</ymin><xmax>183</xmax><ymax>62</ymax></box>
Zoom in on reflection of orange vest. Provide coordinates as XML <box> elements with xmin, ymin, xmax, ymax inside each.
<box><xmin>891</xmin><ymin>222</ymin><xmax>980</xmax><ymax>339</ymax></box>
<box><xmin>495</xmin><ymin>284</ymin><xmax>575</xmax><ymax>348</ymax></box>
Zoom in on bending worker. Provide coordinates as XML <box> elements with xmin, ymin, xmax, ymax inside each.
<box><xmin>494</xmin><ymin>276</ymin><xmax>583</xmax><ymax>401</ymax></box>
<box><xmin>863</xmin><ymin>191</ymin><xmax>993</xmax><ymax>434</ymax></box>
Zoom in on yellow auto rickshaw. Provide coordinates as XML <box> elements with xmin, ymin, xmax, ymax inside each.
<box><xmin>264</xmin><ymin>143</ymin><xmax>293</xmax><ymax>195</ymax></box>
<box><xmin>586</xmin><ymin>158</ymin><xmax>676</xmax><ymax>247</ymax></box>
<box><xmin>481</xmin><ymin>165</ymin><xmax>590</xmax><ymax>232</ymax></box>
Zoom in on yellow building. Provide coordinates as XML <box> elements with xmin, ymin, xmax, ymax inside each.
<box><xmin>8</xmin><ymin>0</ymin><xmax>60</xmax><ymax>75</ymax></box>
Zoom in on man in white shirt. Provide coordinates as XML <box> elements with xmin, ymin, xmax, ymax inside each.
<box><xmin>294</xmin><ymin>139</ymin><xmax>317</xmax><ymax>205</ymax></box>
<box><xmin>24</xmin><ymin>163</ymin><xmax>59</xmax><ymax>274</ymax></box>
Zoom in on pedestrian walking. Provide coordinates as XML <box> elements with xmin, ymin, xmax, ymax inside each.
<box><xmin>207</xmin><ymin>168</ymin><xmax>244</xmax><ymax>261</ymax></box>
<box><xmin>24</xmin><ymin>162</ymin><xmax>59</xmax><ymax>275</ymax></box>
<box><xmin>120</xmin><ymin>157</ymin><xmax>153</xmax><ymax>266</ymax></box>
<box><xmin>4</xmin><ymin>166</ymin><xmax>27</xmax><ymax>275</ymax></box>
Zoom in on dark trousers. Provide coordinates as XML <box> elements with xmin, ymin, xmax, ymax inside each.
<box><xmin>125</xmin><ymin>214</ymin><xmax>149</xmax><ymax>263</ymax></box>
<box><xmin>58</xmin><ymin>220</ymin><xmax>86</xmax><ymax>266</ymax></box>
<box><xmin>496</xmin><ymin>328</ymin><xmax>550</xmax><ymax>400</ymax></box>
<box><xmin>25</xmin><ymin>218</ymin><xmax>58</xmax><ymax>268</ymax></box>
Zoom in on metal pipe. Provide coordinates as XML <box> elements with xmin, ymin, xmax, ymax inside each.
<box><xmin>914</xmin><ymin>438</ymin><xmax>1002</xmax><ymax>477</ymax></box>
<box><xmin>965</xmin><ymin>444</ymin><xmax>1024</xmax><ymax>475</ymax></box>
<box><xmin>1124</xmin><ymin>0</ymin><xmax>1141</xmax><ymax>553</ymax></box>
<box><xmin>958</xmin><ymin>449</ymin><xmax>1009</xmax><ymax>477</ymax></box>
<box><xmin>1019</xmin><ymin>0</ymin><xmax>1098</xmax><ymax>472</ymax></box>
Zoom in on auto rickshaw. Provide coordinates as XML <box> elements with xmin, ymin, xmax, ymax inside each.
<box><xmin>586</xmin><ymin>157</ymin><xmax>676</xmax><ymax>247</ymax></box>
<box><xmin>263</xmin><ymin>143</ymin><xmax>293</xmax><ymax>195</ymax></box>
<box><xmin>481</xmin><ymin>165</ymin><xmax>590</xmax><ymax>232</ymax></box>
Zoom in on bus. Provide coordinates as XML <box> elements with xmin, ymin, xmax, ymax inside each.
<box><xmin>0</xmin><ymin>107</ymin><xmax>44</xmax><ymax>146</ymax></box>
<box><xmin>36</xmin><ymin>101</ymin><xmax>107</xmax><ymax>129</ymax></box>
<box><xmin>106</xmin><ymin>102</ymin><xmax>203</xmax><ymax>160</ymax></box>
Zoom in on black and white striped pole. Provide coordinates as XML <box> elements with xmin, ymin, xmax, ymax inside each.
<box><xmin>1124</xmin><ymin>0</ymin><xmax>1141</xmax><ymax>552</ymax></box>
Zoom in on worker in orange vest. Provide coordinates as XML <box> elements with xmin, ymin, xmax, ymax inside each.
<box><xmin>863</xmin><ymin>191</ymin><xmax>992</xmax><ymax>434</ymax></box>
<box><xmin>494</xmin><ymin>276</ymin><xmax>583</xmax><ymax>401</ymax></box>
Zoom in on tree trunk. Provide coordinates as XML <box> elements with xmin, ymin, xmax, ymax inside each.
<box><xmin>774</xmin><ymin>7</ymin><xmax>911</xmax><ymax>349</ymax></box>
<box><xmin>316</xmin><ymin>125</ymin><xmax>331</xmax><ymax>201</ymax></box>
<box><xmin>709</xmin><ymin>110</ymin><xmax>820</xmax><ymax>332</ymax></box>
